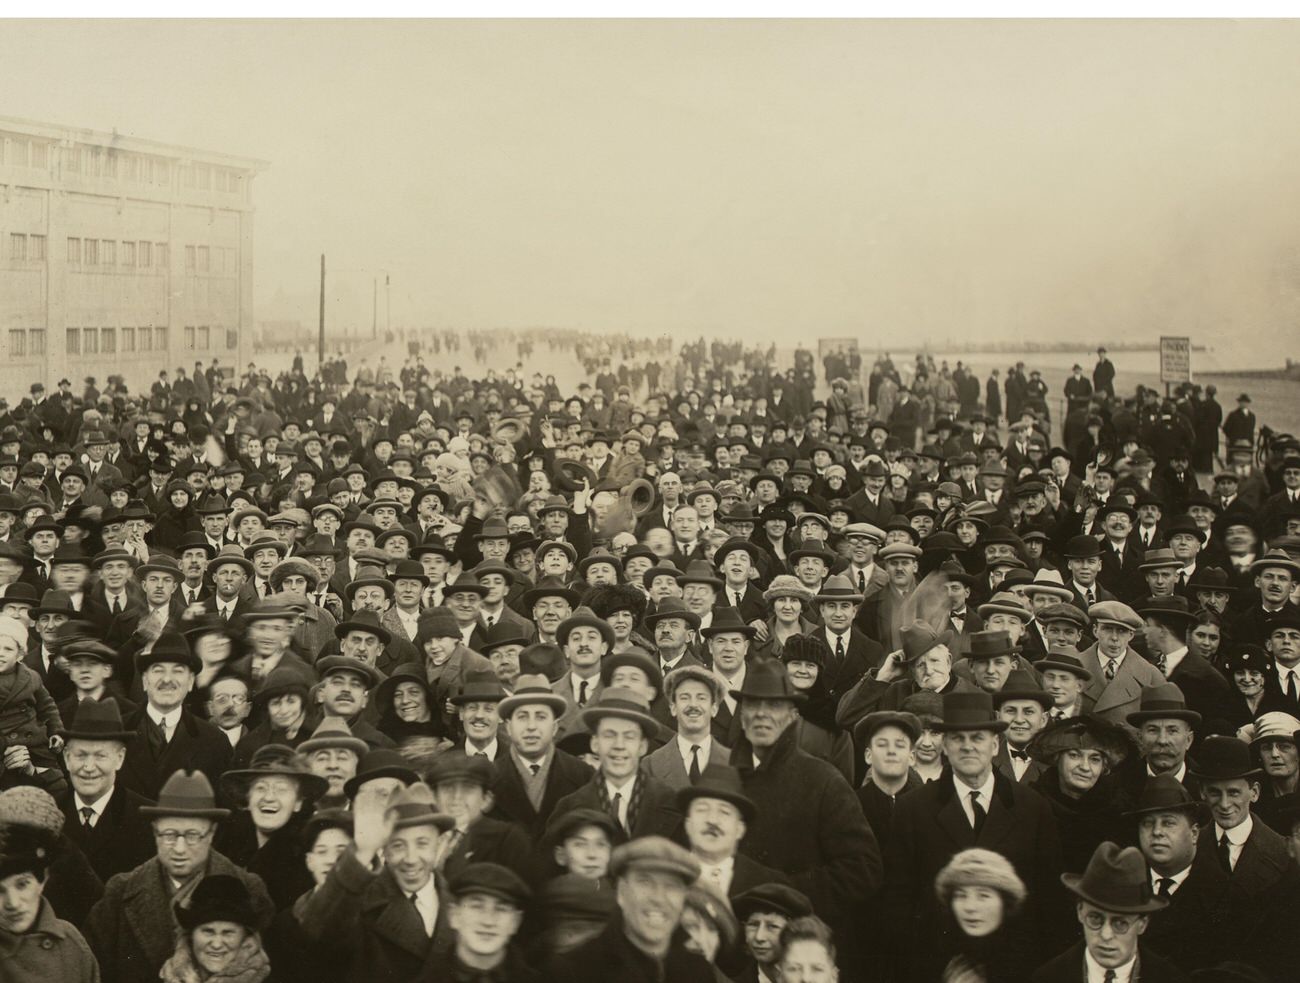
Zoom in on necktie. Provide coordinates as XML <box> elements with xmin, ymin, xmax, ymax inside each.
<box><xmin>80</xmin><ymin>806</ymin><xmax>95</xmax><ymax>828</ymax></box>
<box><xmin>611</xmin><ymin>791</ymin><xmax>624</xmax><ymax>831</ymax></box>
<box><xmin>474</xmin><ymin>750</ymin><xmax>488</xmax><ymax>759</ymax></box>
<box><xmin>260</xmin><ymin>582</ymin><xmax>271</xmax><ymax>598</ymax></box>
<box><xmin>485</xmin><ymin>614</ymin><xmax>494</xmax><ymax>628</ymax></box>
<box><xmin>221</xmin><ymin>605</ymin><xmax>232</xmax><ymax>621</ymax></box>
<box><xmin>578</xmin><ymin>680</ymin><xmax>588</xmax><ymax>706</ymax></box>
<box><xmin>835</xmin><ymin>634</ymin><xmax>846</xmax><ymax>662</ymax></box>
<box><xmin>1050</xmin><ymin>707</ymin><xmax>1065</xmax><ymax>721</ymax></box>
<box><xmin>856</xmin><ymin>569</ymin><xmax>866</xmax><ymax>593</ymax></box>
<box><xmin>111</xmin><ymin>596</ymin><xmax>122</xmax><ymax>615</ymax></box>
<box><xmin>1179</xmin><ymin>570</ymin><xmax>1187</xmax><ymax>586</ymax></box>
<box><xmin>1104</xmin><ymin>972</ymin><xmax>1116</xmax><ymax>983</ymax></box>
<box><xmin>1218</xmin><ymin>832</ymin><xmax>1233</xmax><ymax>872</ymax></box>
<box><xmin>689</xmin><ymin>745</ymin><xmax>702</xmax><ymax>784</ymax></box>
<box><xmin>529</xmin><ymin>763</ymin><xmax>540</xmax><ymax>777</ymax></box>
<box><xmin>1154</xmin><ymin>652</ymin><xmax>1168</xmax><ymax>676</ymax></box>
<box><xmin>1287</xmin><ymin>671</ymin><xmax>1297</xmax><ymax>703</ymax></box>
<box><xmin>1104</xmin><ymin>659</ymin><xmax>1117</xmax><ymax>681</ymax></box>
<box><xmin>188</xmin><ymin>590</ymin><xmax>198</xmax><ymax>605</ymax></box>
<box><xmin>1086</xmin><ymin>588</ymin><xmax>1096</xmax><ymax>606</ymax></box>
<box><xmin>969</xmin><ymin>791</ymin><xmax>986</xmax><ymax>834</ymax></box>
<box><xmin>1157</xmin><ymin>877</ymin><xmax>1174</xmax><ymax>898</ymax></box>
<box><xmin>734</xmin><ymin>590</ymin><xmax>744</xmax><ymax>609</ymax></box>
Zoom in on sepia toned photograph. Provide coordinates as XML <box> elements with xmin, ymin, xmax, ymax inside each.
<box><xmin>0</xmin><ymin>14</ymin><xmax>1297</xmax><ymax>983</ymax></box>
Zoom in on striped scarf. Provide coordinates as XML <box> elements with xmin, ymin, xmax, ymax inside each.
<box><xmin>595</xmin><ymin>768</ymin><xmax>645</xmax><ymax>835</ymax></box>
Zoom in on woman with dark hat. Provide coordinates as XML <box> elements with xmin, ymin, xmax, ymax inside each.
<box><xmin>233</xmin><ymin>667</ymin><xmax>319</xmax><ymax>768</ymax></box>
<box><xmin>929</xmin><ymin>847</ymin><xmax>1034</xmax><ymax>983</ymax></box>
<box><xmin>373</xmin><ymin>665</ymin><xmax>452</xmax><ymax>765</ymax></box>
<box><xmin>161</xmin><ymin>874</ymin><xmax>273</xmax><ymax>983</ymax></box>
<box><xmin>779</xmin><ymin>633</ymin><xmax>841</xmax><ymax>738</ymax></box>
<box><xmin>1221</xmin><ymin>644</ymin><xmax>1273</xmax><ymax>733</ymax></box>
<box><xmin>0</xmin><ymin>804</ymin><xmax>99</xmax><ymax>983</ymax></box>
<box><xmin>1027</xmin><ymin>716</ymin><xmax>1138</xmax><ymax>873</ymax></box>
<box><xmin>217</xmin><ymin>745</ymin><xmax>329</xmax><ymax>911</ymax></box>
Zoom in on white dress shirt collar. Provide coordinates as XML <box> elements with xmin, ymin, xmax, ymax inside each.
<box><xmin>1085</xmin><ymin>949</ymin><xmax>1135</xmax><ymax>983</ymax></box>
<box><xmin>953</xmin><ymin>771</ymin><xmax>997</xmax><ymax>827</ymax></box>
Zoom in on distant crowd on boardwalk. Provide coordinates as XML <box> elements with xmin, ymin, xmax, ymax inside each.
<box><xmin>0</xmin><ymin>330</ymin><xmax>1295</xmax><ymax>983</ymax></box>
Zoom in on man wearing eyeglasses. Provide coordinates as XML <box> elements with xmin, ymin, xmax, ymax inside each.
<box><xmin>86</xmin><ymin>768</ymin><xmax>274</xmax><ymax>983</ymax></box>
<box><xmin>1031</xmin><ymin>841</ymin><xmax>1182</xmax><ymax>983</ymax></box>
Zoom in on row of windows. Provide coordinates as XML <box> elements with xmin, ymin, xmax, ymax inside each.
<box><xmin>65</xmin><ymin>326</ymin><xmax>168</xmax><ymax>356</ymax></box>
<box><xmin>184</xmin><ymin>244</ymin><xmax>237</xmax><ymax>275</ymax></box>
<box><xmin>0</xmin><ymin>134</ymin><xmax>246</xmax><ymax>196</ymax></box>
<box><xmin>8</xmin><ymin>234</ymin><xmax>47</xmax><ymax>261</ymax></box>
<box><xmin>7</xmin><ymin>329</ymin><xmax>46</xmax><ymax>357</ymax></box>
<box><xmin>67</xmin><ymin>238</ymin><xmax>169</xmax><ymax>269</ymax></box>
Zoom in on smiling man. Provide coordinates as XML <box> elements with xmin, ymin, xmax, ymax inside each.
<box><xmin>546</xmin><ymin>836</ymin><xmax>714</xmax><ymax>983</ymax></box>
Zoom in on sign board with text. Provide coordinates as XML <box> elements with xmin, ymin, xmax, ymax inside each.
<box><xmin>1159</xmin><ymin>336</ymin><xmax>1191</xmax><ymax>384</ymax></box>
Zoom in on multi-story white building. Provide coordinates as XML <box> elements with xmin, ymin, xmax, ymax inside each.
<box><xmin>0</xmin><ymin>115</ymin><xmax>266</xmax><ymax>396</ymax></box>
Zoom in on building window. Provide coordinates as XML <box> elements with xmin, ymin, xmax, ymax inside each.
<box><xmin>156</xmin><ymin>243</ymin><xmax>168</xmax><ymax>268</ymax></box>
<box><xmin>8</xmin><ymin>330</ymin><xmax>25</xmax><ymax>358</ymax></box>
<box><xmin>101</xmin><ymin>327</ymin><xmax>116</xmax><ymax>354</ymax></box>
<box><xmin>29</xmin><ymin>329</ymin><xmax>45</xmax><ymax>355</ymax></box>
<box><xmin>139</xmin><ymin>241</ymin><xmax>152</xmax><ymax>267</ymax></box>
<box><xmin>66</xmin><ymin>328</ymin><xmax>80</xmax><ymax>355</ymax></box>
<box><xmin>155</xmin><ymin>326</ymin><xmax>167</xmax><ymax>350</ymax></box>
<box><xmin>227</xmin><ymin>327</ymin><xmax>239</xmax><ymax>350</ymax></box>
<box><xmin>198</xmin><ymin>325</ymin><xmax>209</xmax><ymax>349</ymax></box>
<box><xmin>31</xmin><ymin>143</ymin><xmax>48</xmax><ymax>169</ymax></box>
<box><xmin>83</xmin><ymin>327</ymin><xmax>98</xmax><ymax>354</ymax></box>
<box><xmin>184</xmin><ymin>325</ymin><xmax>195</xmax><ymax>350</ymax></box>
<box><xmin>29</xmin><ymin>235</ymin><xmax>45</xmax><ymax>261</ymax></box>
<box><xmin>122</xmin><ymin>241</ymin><xmax>135</xmax><ymax>267</ymax></box>
<box><xmin>84</xmin><ymin>239</ymin><xmax>98</xmax><ymax>266</ymax></box>
<box><xmin>101</xmin><ymin>240</ymin><xmax>115</xmax><ymax>267</ymax></box>
<box><xmin>138</xmin><ymin>326</ymin><xmax>152</xmax><ymax>352</ymax></box>
<box><xmin>185</xmin><ymin>245</ymin><xmax>195</xmax><ymax>272</ymax></box>
<box><xmin>122</xmin><ymin>326</ymin><xmax>135</xmax><ymax>352</ymax></box>
<box><xmin>157</xmin><ymin>162</ymin><xmax>169</xmax><ymax>186</ymax></box>
<box><xmin>65</xmin><ymin>147</ymin><xmax>79</xmax><ymax>173</ymax></box>
<box><xmin>197</xmin><ymin>246</ymin><xmax>209</xmax><ymax>272</ymax></box>
<box><xmin>67</xmin><ymin>237</ymin><xmax>81</xmax><ymax>264</ymax></box>
<box><xmin>9</xmin><ymin>234</ymin><xmax>24</xmax><ymax>261</ymax></box>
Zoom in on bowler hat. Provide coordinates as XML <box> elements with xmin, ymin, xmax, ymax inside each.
<box><xmin>1063</xmin><ymin>534</ymin><xmax>1103</xmax><ymax>559</ymax></box>
<box><xmin>1125</xmin><ymin>682</ymin><xmax>1202</xmax><ymax>728</ymax></box>
<box><xmin>698</xmin><ymin>605</ymin><xmax>755</xmax><ymax>638</ymax></box>
<box><xmin>343</xmin><ymin>748</ymin><xmax>418</xmax><ymax>799</ymax></box>
<box><xmin>175</xmin><ymin>875</ymin><xmax>258</xmax><ymax>932</ymax></box>
<box><xmin>137</xmin><ymin>631</ymin><xmax>201</xmax><ymax>674</ymax></box>
<box><xmin>992</xmin><ymin>670</ymin><xmax>1053</xmax><ymax>708</ymax></box>
<box><xmin>61</xmin><ymin>697</ymin><xmax>134</xmax><ymax>743</ymax></box>
<box><xmin>139</xmin><ymin>770</ymin><xmax>231</xmax><ymax>820</ymax></box>
<box><xmin>676</xmin><ymin>764</ymin><xmax>757</xmax><ymax>822</ymax></box>
<box><xmin>1189</xmin><ymin>735</ymin><xmax>1262</xmax><ymax>782</ymax></box>
<box><xmin>933</xmin><ymin>691</ymin><xmax>1008</xmax><ymax>733</ymax></box>
<box><xmin>1061</xmin><ymin>841</ymin><xmax>1168</xmax><ymax>914</ymax></box>
<box><xmin>1124</xmin><ymin>773</ymin><xmax>1209</xmax><ymax>822</ymax></box>
<box><xmin>729</xmin><ymin>658</ymin><xmax>806</xmax><ymax>704</ymax></box>
<box><xmin>966</xmin><ymin>629</ymin><xmax>1018</xmax><ymax>661</ymax></box>
<box><xmin>580</xmin><ymin>687</ymin><xmax>660</xmax><ymax>735</ymax></box>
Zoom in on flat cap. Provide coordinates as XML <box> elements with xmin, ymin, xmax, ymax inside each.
<box><xmin>608</xmin><ymin>835</ymin><xmax>699</xmax><ymax>883</ymax></box>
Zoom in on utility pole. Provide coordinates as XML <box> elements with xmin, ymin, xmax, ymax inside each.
<box><xmin>372</xmin><ymin>277</ymin><xmax>378</xmax><ymax>339</ymax></box>
<box><xmin>318</xmin><ymin>254</ymin><xmax>325</xmax><ymax>365</ymax></box>
<box><xmin>385</xmin><ymin>275</ymin><xmax>391</xmax><ymax>338</ymax></box>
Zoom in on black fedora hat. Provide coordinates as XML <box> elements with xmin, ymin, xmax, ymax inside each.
<box><xmin>676</xmin><ymin>763</ymin><xmax>757</xmax><ymax>822</ymax></box>
<box><xmin>1125</xmin><ymin>682</ymin><xmax>1202</xmax><ymax>728</ymax></box>
<box><xmin>933</xmin><ymin>691</ymin><xmax>1008</xmax><ymax>733</ymax></box>
<box><xmin>1123</xmin><ymin>773</ymin><xmax>1209</xmax><ymax>822</ymax></box>
<box><xmin>61</xmin><ymin>697</ymin><xmax>133</xmax><ymax>743</ymax></box>
<box><xmin>729</xmin><ymin>658</ymin><xmax>805</xmax><ymax>703</ymax></box>
<box><xmin>1189</xmin><ymin>735</ymin><xmax>1262</xmax><ymax>782</ymax></box>
<box><xmin>1138</xmin><ymin>595</ymin><xmax>1198</xmax><ymax>626</ymax></box>
<box><xmin>1186</xmin><ymin>566</ymin><xmax>1238</xmax><ymax>595</ymax></box>
<box><xmin>698</xmin><ymin>606</ymin><xmax>756</xmax><ymax>638</ymax></box>
<box><xmin>644</xmin><ymin>597</ymin><xmax>704</xmax><ymax>631</ymax></box>
<box><xmin>1061</xmin><ymin>841</ymin><xmax>1168</xmax><ymax>914</ymax></box>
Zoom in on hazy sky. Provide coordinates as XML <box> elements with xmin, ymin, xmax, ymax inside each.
<box><xmin>4</xmin><ymin>19</ymin><xmax>1300</xmax><ymax>356</ymax></box>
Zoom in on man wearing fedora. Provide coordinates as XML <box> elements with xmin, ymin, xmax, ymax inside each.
<box><xmin>1140</xmin><ymin>596</ymin><xmax>1236</xmax><ymax>732</ymax></box>
<box><xmin>58</xmin><ymin>698</ymin><xmax>156</xmax><ymax>883</ymax></box>
<box><xmin>729</xmin><ymin>659</ymin><xmax>880</xmax><ymax>952</ymax></box>
<box><xmin>548</xmin><ymin>687</ymin><xmax>681</xmax><ymax>840</ymax></box>
<box><xmin>1230</xmin><ymin>550</ymin><xmax>1300</xmax><ymax>646</ymax></box>
<box><xmin>489</xmin><ymin>674</ymin><xmax>594</xmax><ymax>841</ymax></box>
<box><xmin>1031</xmin><ymin>841</ymin><xmax>1186</xmax><ymax>982</ymax></box>
<box><xmin>1077</xmin><ymin>601</ymin><xmax>1165</xmax><ymax>726</ymax></box>
<box><xmin>299</xmin><ymin>781</ymin><xmax>458</xmax><ymax>982</ymax></box>
<box><xmin>1253</xmin><ymin>608</ymin><xmax>1300</xmax><ymax>717</ymax></box>
<box><xmin>1063</xmin><ymin>534</ymin><xmax>1117</xmax><ymax>611</ymax></box>
<box><xmin>645</xmin><ymin>597</ymin><xmax>706</xmax><ymax>678</ymax></box>
<box><xmin>678</xmin><ymin>763</ymin><xmax>788</xmax><ymax>900</ymax></box>
<box><xmin>644</xmin><ymin>664</ymin><xmax>730</xmax><ymax>790</ymax></box>
<box><xmin>815</xmin><ymin>573</ymin><xmax>886</xmax><ymax>709</ymax></box>
<box><xmin>854</xmin><ymin>542</ymin><xmax>922</xmax><ymax>647</ymax></box>
<box><xmin>119</xmin><ymin>631</ymin><xmax>232</xmax><ymax>801</ymax></box>
<box><xmin>715</xmin><ymin>537</ymin><xmax>769</xmax><ymax>627</ymax></box>
<box><xmin>1129</xmin><ymin>775</ymin><xmax>1223</xmax><ymax>974</ymax></box>
<box><xmin>550</xmin><ymin>604</ymin><xmax>615</xmax><ymax>736</ymax></box>
<box><xmin>86</xmin><ymin>768</ymin><xmax>274</xmax><ymax>983</ymax></box>
<box><xmin>1188</xmin><ymin>735</ymin><xmax>1300</xmax><ymax>975</ymax></box>
<box><xmin>886</xmin><ymin>689</ymin><xmax>1061</xmax><ymax>982</ymax></box>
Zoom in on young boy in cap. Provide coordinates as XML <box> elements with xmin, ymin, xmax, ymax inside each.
<box><xmin>543</xmin><ymin>806</ymin><xmax>620</xmax><ymax>882</ymax></box>
<box><xmin>438</xmin><ymin>863</ymin><xmax>536</xmax><ymax>981</ymax></box>
<box><xmin>853</xmin><ymin>711</ymin><xmax>924</xmax><ymax>853</ymax></box>
<box><xmin>732</xmin><ymin>883</ymin><xmax>815</xmax><ymax>983</ymax></box>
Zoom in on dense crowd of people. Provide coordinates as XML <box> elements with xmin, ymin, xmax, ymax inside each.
<box><xmin>0</xmin><ymin>330</ymin><xmax>1297</xmax><ymax>983</ymax></box>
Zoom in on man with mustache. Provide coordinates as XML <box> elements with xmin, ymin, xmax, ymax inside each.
<box><xmin>644</xmin><ymin>665</ymin><xmax>730</xmax><ymax>790</ymax></box>
<box><xmin>679</xmin><ymin>763</ymin><xmax>787</xmax><ymax>901</ymax></box>
<box><xmin>550</xmin><ymin>606</ymin><xmax>613</xmax><ymax>737</ymax></box>
<box><xmin>646</xmin><ymin>597</ymin><xmax>704</xmax><ymax>677</ymax></box>
<box><xmin>313</xmin><ymin>653</ymin><xmax>393</xmax><ymax>750</ymax></box>
<box><xmin>119</xmin><ymin>630</ymin><xmax>231</xmax><ymax>800</ymax></box>
<box><xmin>58</xmin><ymin>698</ymin><xmax>155</xmax><ymax>882</ymax></box>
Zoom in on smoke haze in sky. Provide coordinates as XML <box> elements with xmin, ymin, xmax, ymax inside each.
<box><xmin>4</xmin><ymin>19</ymin><xmax>1300</xmax><ymax>360</ymax></box>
